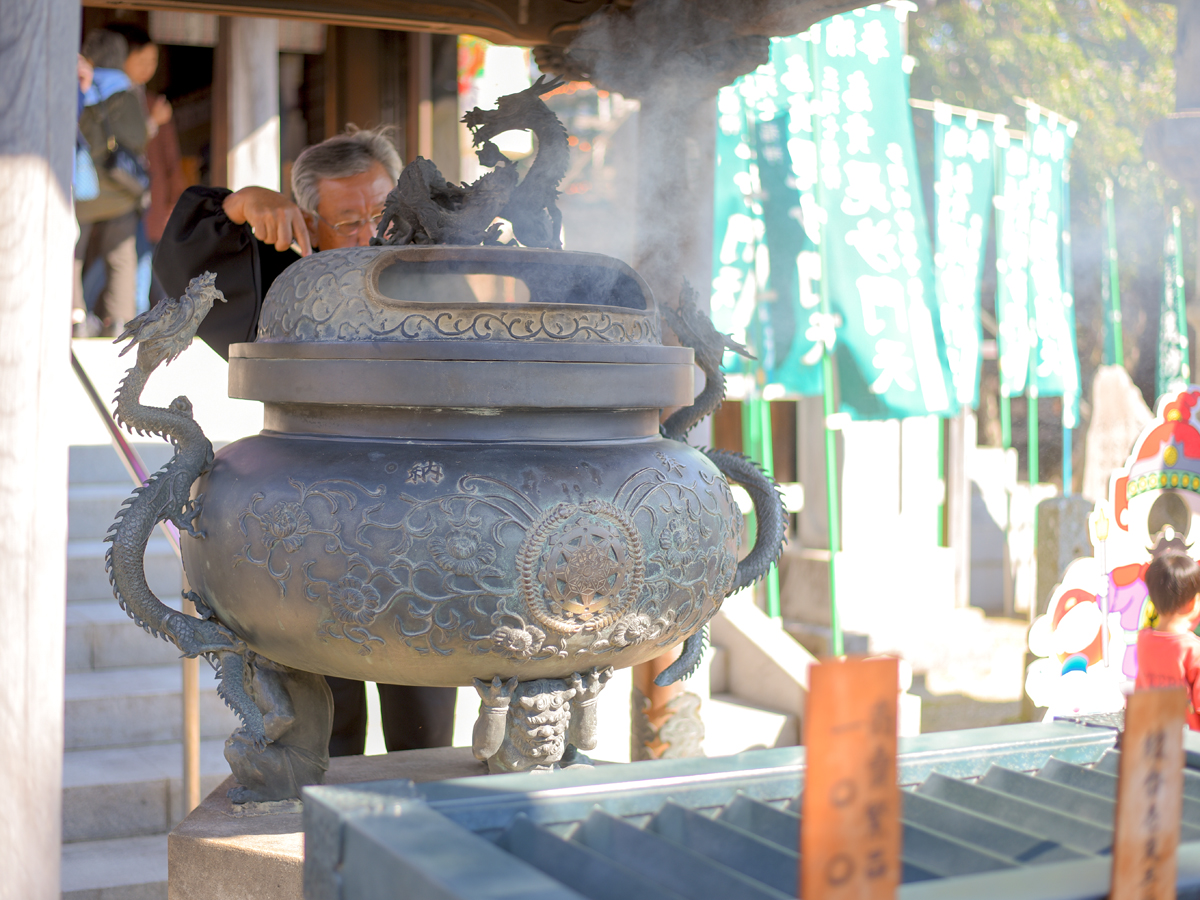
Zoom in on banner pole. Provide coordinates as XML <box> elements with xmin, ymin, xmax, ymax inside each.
<box><xmin>1061</xmin><ymin>146</ymin><xmax>1075</xmax><ymax>495</ymax></box>
<box><xmin>821</xmin><ymin>351</ymin><xmax>842</xmax><ymax>657</ymax></box>
<box><xmin>810</xmin><ymin>35</ymin><xmax>842</xmax><ymax>657</ymax></box>
<box><xmin>1029</xmin><ymin>353</ymin><xmax>1039</xmax><ymax>486</ymax></box>
<box><xmin>1105</xmin><ymin>178</ymin><xmax>1124</xmax><ymax>367</ymax></box>
<box><xmin>995</xmin><ymin>141</ymin><xmax>1013</xmax><ymax>451</ymax></box>
<box><xmin>1062</xmin><ymin>419</ymin><xmax>1072</xmax><ymax>493</ymax></box>
<box><xmin>759</xmin><ymin>396</ymin><xmax>781</xmax><ymax>619</ymax></box>
<box><xmin>1174</xmin><ymin>207</ymin><xmax>1190</xmax><ymax>384</ymax></box>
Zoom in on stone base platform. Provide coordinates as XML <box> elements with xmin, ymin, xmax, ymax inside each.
<box><xmin>168</xmin><ymin>747</ymin><xmax>487</xmax><ymax>900</ymax></box>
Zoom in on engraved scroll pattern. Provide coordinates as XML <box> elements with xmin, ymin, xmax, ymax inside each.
<box><xmin>255</xmin><ymin>249</ymin><xmax>659</xmax><ymax>345</ymax></box>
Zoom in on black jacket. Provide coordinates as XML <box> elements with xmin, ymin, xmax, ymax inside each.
<box><xmin>152</xmin><ymin>186</ymin><xmax>299</xmax><ymax>360</ymax></box>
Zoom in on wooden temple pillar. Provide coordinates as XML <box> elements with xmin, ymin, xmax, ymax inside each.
<box><xmin>0</xmin><ymin>0</ymin><xmax>76</xmax><ymax>894</ymax></box>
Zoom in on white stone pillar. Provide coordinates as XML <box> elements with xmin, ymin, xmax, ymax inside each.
<box><xmin>0</xmin><ymin>1</ymin><xmax>74</xmax><ymax>896</ymax></box>
<box><xmin>227</xmin><ymin>17</ymin><xmax>281</xmax><ymax>192</ymax></box>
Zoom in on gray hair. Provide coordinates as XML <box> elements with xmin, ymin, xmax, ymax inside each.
<box><xmin>290</xmin><ymin>126</ymin><xmax>402</xmax><ymax>213</ymax></box>
<box><xmin>82</xmin><ymin>29</ymin><xmax>128</xmax><ymax>69</ymax></box>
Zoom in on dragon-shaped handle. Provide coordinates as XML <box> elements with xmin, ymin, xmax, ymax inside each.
<box><xmin>105</xmin><ymin>272</ymin><xmax>267</xmax><ymax>746</ymax></box>
<box><xmin>655</xmin><ymin>282</ymin><xmax>788</xmax><ymax>687</ymax></box>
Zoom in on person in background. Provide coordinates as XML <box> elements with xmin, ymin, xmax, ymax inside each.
<box><xmin>103</xmin><ymin>23</ymin><xmax>178</xmax><ymax>314</ymax></box>
<box><xmin>1137</xmin><ymin>552</ymin><xmax>1200</xmax><ymax>729</ymax></box>
<box><xmin>154</xmin><ymin>127</ymin><xmax>457</xmax><ymax>756</ymax></box>
<box><xmin>76</xmin><ymin>28</ymin><xmax>146</xmax><ymax>337</ymax></box>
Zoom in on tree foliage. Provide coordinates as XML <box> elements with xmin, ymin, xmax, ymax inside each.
<box><xmin>909</xmin><ymin>0</ymin><xmax>1189</xmax><ymax>454</ymax></box>
<box><xmin>910</xmin><ymin>0</ymin><xmax>1177</xmax><ymax>213</ymax></box>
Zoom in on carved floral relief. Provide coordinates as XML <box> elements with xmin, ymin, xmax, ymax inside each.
<box><xmin>230</xmin><ymin>450</ymin><xmax>740</xmax><ymax>663</ymax></box>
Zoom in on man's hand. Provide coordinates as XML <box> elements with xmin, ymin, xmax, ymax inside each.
<box><xmin>222</xmin><ymin>186</ymin><xmax>313</xmax><ymax>257</ymax></box>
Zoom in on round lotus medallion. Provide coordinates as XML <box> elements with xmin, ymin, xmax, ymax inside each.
<box><xmin>518</xmin><ymin>500</ymin><xmax>645</xmax><ymax>634</ymax></box>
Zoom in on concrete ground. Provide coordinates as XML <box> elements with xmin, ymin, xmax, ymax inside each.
<box><xmin>904</xmin><ymin>612</ymin><xmax>1033</xmax><ymax>733</ymax></box>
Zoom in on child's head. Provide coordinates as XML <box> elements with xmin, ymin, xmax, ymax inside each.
<box><xmin>1145</xmin><ymin>552</ymin><xmax>1200</xmax><ymax>618</ymax></box>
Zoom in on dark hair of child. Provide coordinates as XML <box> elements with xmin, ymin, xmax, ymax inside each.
<box><xmin>1145</xmin><ymin>552</ymin><xmax>1200</xmax><ymax>616</ymax></box>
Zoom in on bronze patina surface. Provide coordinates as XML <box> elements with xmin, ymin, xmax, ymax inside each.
<box><xmin>106</xmin><ymin>81</ymin><xmax>785</xmax><ymax>796</ymax></box>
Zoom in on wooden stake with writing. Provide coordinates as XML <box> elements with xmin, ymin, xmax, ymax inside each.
<box><xmin>1111</xmin><ymin>687</ymin><xmax>1187</xmax><ymax>900</ymax></box>
<box><xmin>802</xmin><ymin>657</ymin><xmax>901</xmax><ymax>900</ymax></box>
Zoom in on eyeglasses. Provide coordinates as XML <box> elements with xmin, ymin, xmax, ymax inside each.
<box><xmin>315</xmin><ymin>210</ymin><xmax>385</xmax><ymax>238</ymax></box>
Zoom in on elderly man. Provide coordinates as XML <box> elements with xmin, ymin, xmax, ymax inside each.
<box><xmin>155</xmin><ymin>127</ymin><xmax>398</xmax><ymax>359</ymax></box>
<box><xmin>154</xmin><ymin>128</ymin><xmax>457</xmax><ymax>757</ymax></box>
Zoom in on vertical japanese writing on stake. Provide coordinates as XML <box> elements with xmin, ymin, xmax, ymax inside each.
<box><xmin>1111</xmin><ymin>687</ymin><xmax>1186</xmax><ymax>900</ymax></box>
<box><xmin>801</xmin><ymin>656</ymin><xmax>900</xmax><ymax>900</ymax></box>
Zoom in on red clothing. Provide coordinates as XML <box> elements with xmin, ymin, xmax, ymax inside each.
<box><xmin>1136</xmin><ymin>629</ymin><xmax>1200</xmax><ymax>730</ymax></box>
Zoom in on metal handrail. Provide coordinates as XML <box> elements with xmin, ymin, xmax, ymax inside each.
<box><xmin>70</xmin><ymin>347</ymin><xmax>202</xmax><ymax>814</ymax></box>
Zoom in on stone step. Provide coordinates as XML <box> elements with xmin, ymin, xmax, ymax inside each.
<box><xmin>702</xmin><ymin>693</ymin><xmax>798</xmax><ymax>758</ymax></box>
<box><xmin>69</xmin><ymin>482</ymin><xmax>143</xmax><ymax>542</ymax></box>
<box><xmin>63</xmin><ymin>739</ymin><xmax>231</xmax><ymax>844</ymax></box>
<box><xmin>61</xmin><ymin>834</ymin><xmax>167</xmax><ymax>900</ymax></box>
<box><xmin>69</xmin><ymin>442</ymin><xmax>177</xmax><ymax>486</ymax></box>
<box><xmin>64</xmin><ymin>664</ymin><xmax>240</xmax><ymax>751</ymax></box>
<box><xmin>66</xmin><ymin>600</ymin><xmax>188</xmax><ymax>672</ymax></box>
<box><xmin>68</xmin><ymin>536</ymin><xmax>181</xmax><ymax>606</ymax></box>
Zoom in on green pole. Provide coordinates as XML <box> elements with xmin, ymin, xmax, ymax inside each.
<box><xmin>936</xmin><ymin>417</ymin><xmax>946</xmax><ymax>546</ymax></box>
<box><xmin>996</xmin><ymin>142</ymin><xmax>1012</xmax><ymax>450</ymax></box>
<box><xmin>1105</xmin><ymin>178</ymin><xmax>1124</xmax><ymax>368</ymax></box>
<box><xmin>821</xmin><ymin>351</ymin><xmax>842</xmax><ymax>657</ymax></box>
<box><xmin>759</xmin><ymin>398</ymin><xmax>781</xmax><ymax>619</ymax></box>
<box><xmin>1174</xmin><ymin>206</ymin><xmax>1190</xmax><ymax>384</ymax></box>
<box><xmin>811</xmin><ymin>36</ymin><xmax>841</xmax><ymax>656</ymax></box>
<box><xmin>741</xmin><ymin>393</ymin><xmax>760</xmax><ymax>553</ymax></box>
<box><xmin>1062</xmin><ymin>426</ymin><xmax>1072</xmax><ymax>493</ymax></box>
<box><xmin>1061</xmin><ymin>154</ymin><xmax>1075</xmax><ymax>495</ymax></box>
<box><xmin>1028</xmin><ymin>390</ymin><xmax>1039</xmax><ymax>485</ymax></box>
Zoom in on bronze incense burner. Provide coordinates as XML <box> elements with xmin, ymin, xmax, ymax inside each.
<box><xmin>105</xmin><ymin>80</ymin><xmax>784</xmax><ymax>801</ymax></box>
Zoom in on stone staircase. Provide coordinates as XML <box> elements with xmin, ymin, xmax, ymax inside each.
<box><xmin>61</xmin><ymin>443</ymin><xmax>238</xmax><ymax>900</ymax></box>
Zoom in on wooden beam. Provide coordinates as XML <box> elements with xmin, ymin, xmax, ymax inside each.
<box><xmin>81</xmin><ymin>0</ymin><xmax>609</xmax><ymax>47</ymax></box>
<box><xmin>0</xmin><ymin>0</ymin><xmax>75</xmax><ymax>895</ymax></box>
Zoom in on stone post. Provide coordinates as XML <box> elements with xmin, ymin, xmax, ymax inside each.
<box><xmin>0</xmin><ymin>0</ymin><xmax>75</xmax><ymax>895</ymax></box>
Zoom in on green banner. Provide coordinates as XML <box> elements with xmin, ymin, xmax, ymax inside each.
<box><xmin>996</xmin><ymin>107</ymin><xmax>1080</xmax><ymax>421</ymax></box>
<box><xmin>711</xmin><ymin>6</ymin><xmax>956</xmax><ymax>416</ymax></box>
<box><xmin>933</xmin><ymin>108</ymin><xmax>994</xmax><ymax>409</ymax></box>
<box><xmin>1026</xmin><ymin>107</ymin><xmax>1080</xmax><ymax>424</ymax></box>
<box><xmin>810</xmin><ymin>8</ymin><xmax>955</xmax><ymax>419</ymax></box>
<box><xmin>995</xmin><ymin>137</ymin><xmax>1032</xmax><ymax>398</ymax></box>
<box><xmin>711</xmin><ymin>80</ymin><xmax>763</xmax><ymax>378</ymax></box>
<box><xmin>1158</xmin><ymin>206</ymin><xmax>1190</xmax><ymax>396</ymax></box>
<box><xmin>758</xmin><ymin>35</ymin><xmax>825</xmax><ymax>397</ymax></box>
<box><xmin>710</xmin><ymin>37</ymin><xmax>826</xmax><ymax>396</ymax></box>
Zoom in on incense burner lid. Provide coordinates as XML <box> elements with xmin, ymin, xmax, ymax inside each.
<box><xmin>254</xmin><ymin>245</ymin><xmax>661</xmax><ymax>346</ymax></box>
